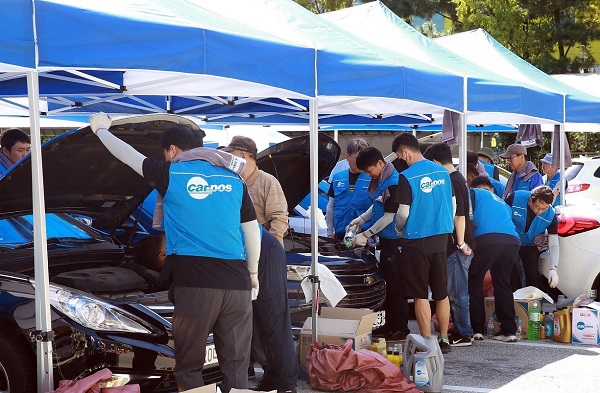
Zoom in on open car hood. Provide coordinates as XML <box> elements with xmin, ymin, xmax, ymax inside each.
<box><xmin>0</xmin><ymin>115</ymin><xmax>339</xmax><ymax>226</ymax></box>
<box><xmin>256</xmin><ymin>134</ymin><xmax>340</xmax><ymax>214</ymax></box>
<box><xmin>0</xmin><ymin>114</ymin><xmax>202</xmax><ymax>228</ymax></box>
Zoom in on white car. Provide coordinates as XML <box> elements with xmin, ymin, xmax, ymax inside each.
<box><xmin>564</xmin><ymin>156</ymin><xmax>600</xmax><ymax>205</ymax></box>
<box><xmin>539</xmin><ymin>203</ymin><xmax>600</xmax><ymax>298</ymax></box>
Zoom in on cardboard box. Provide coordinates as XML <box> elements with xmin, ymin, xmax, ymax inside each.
<box><xmin>484</xmin><ymin>297</ymin><xmax>548</xmax><ymax>338</ymax></box>
<box><xmin>298</xmin><ymin>307</ymin><xmax>377</xmax><ymax>371</ymax></box>
<box><xmin>182</xmin><ymin>383</ymin><xmax>275</xmax><ymax>393</ymax></box>
<box><xmin>572</xmin><ymin>306</ymin><xmax>600</xmax><ymax>345</ymax></box>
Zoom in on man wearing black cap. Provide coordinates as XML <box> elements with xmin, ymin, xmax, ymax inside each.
<box><xmin>222</xmin><ymin>136</ymin><xmax>288</xmax><ymax>246</ymax></box>
<box><xmin>500</xmin><ymin>143</ymin><xmax>543</xmax><ymax>200</ymax></box>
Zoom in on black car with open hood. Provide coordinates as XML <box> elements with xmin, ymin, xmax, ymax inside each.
<box><xmin>0</xmin><ymin>114</ymin><xmax>385</xmax><ymax>391</ymax></box>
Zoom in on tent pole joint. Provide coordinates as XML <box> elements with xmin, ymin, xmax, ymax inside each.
<box><xmin>30</xmin><ymin>330</ymin><xmax>55</xmax><ymax>343</ymax></box>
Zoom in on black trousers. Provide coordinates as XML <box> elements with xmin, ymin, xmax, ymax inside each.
<box><xmin>252</xmin><ymin>229</ymin><xmax>298</xmax><ymax>390</ymax></box>
<box><xmin>469</xmin><ymin>243</ymin><xmax>519</xmax><ymax>335</ymax></box>
<box><xmin>378</xmin><ymin>237</ymin><xmax>409</xmax><ymax>331</ymax></box>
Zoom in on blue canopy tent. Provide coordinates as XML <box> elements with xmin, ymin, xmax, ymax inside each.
<box><xmin>436</xmin><ymin>28</ymin><xmax>600</xmax><ymax>204</ymax></box>
<box><xmin>1</xmin><ymin>1</ymin><xmax>320</xmax><ymax>390</ymax></box>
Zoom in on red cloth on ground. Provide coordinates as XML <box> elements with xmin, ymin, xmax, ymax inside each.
<box><xmin>48</xmin><ymin>368</ymin><xmax>140</xmax><ymax>393</ymax></box>
<box><xmin>306</xmin><ymin>339</ymin><xmax>421</xmax><ymax>393</ymax></box>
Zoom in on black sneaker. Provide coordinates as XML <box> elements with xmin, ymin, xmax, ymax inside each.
<box><xmin>448</xmin><ymin>333</ymin><xmax>472</xmax><ymax>347</ymax></box>
<box><xmin>438</xmin><ymin>337</ymin><xmax>451</xmax><ymax>354</ymax></box>
<box><xmin>254</xmin><ymin>380</ymin><xmax>298</xmax><ymax>393</ymax></box>
<box><xmin>385</xmin><ymin>328</ymin><xmax>410</xmax><ymax>341</ymax></box>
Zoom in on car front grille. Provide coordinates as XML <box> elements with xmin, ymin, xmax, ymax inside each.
<box><xmin>336</xmin><ymin>280</ymin><xmax>386</xmax><ymax>309</ymax></box>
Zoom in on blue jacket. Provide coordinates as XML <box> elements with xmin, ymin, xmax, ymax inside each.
<box><xmin>471</xmin><ymin>188</ymin><xmax>518</xmax><ymax>238</ymax></box>
<box><xmin>402</xmin><ymin>160</ymin><xmax>453</xmax><ymax>239</ymax></box>
<box><xmin>510</xmin><ymin>190</ymin><xmax>554</xmax><ymax>246</ymax></box>
<box><xmin>330</xmin><ymin>169</ymin><xmax>372</xmax><ymax>234</ymax></box>
<box><xmin>163</xmin><ymin>160</ymin><xmax>245</xmax><ymax>260</ymax></box>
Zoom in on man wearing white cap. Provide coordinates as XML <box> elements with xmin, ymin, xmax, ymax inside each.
<box><xmin>500</xmin><ymin>143</ymin><xmax>543</xmax><ymax>200</ymax></box>
<box><xmin>540</xmin><ymin>153</ymin><xmax>567</xmax><ymax>206</ymax></box>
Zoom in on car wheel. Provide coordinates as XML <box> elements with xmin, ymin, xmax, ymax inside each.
<box><xmin>0</xmin><ymin>335</ymin><xmax>36</xmax><ymax>393</ymax></box>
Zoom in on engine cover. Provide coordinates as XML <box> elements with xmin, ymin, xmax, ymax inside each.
<box><xmin>52</xmin><ymin>267</ymin><xmax>146</xmax><ymax>292</ymax></box>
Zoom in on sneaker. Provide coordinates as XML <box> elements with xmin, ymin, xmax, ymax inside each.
<box><xmin>494</xmin><ymin>333</ymin><xmax>517</xmax><ymax>342</ymax></box>
<box><xmin>254</xmin><ymin>380</ymin><xmax>297</xmax><ymax>393</ymax></box>
<box><xmin>385</xmin><ymin>328</ymin><xmax>410</xmax><ymax>341</ymax></box>
<box><xmin>448</xmin><ymin>333</ymin><xmax>472</xmax><ymax>347</ymax></box>
<box><xmin>472</xmin><ymin>333</ymin><xmax>484</xmax><ymax>341</ymax></box>
<box><xmin>438</xmin><ymin>337</ymin><xmax>451</xmax><ymax>354</ymax></box>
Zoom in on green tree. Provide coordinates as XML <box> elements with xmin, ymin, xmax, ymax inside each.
<box><xmin>294</xmin><ymin>0</ymin><xmax>353</xmax><ymax>13</ymax></box>
<box><xmin>452</xmin><ymin>0</ymin><xmax>600</xmax><ymax>73</ymax></box>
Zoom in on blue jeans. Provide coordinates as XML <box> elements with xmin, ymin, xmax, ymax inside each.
<box><xmin>447</xmin><ymin>250</ymin><xmax>474</xmax><ymax>337</ymax></box>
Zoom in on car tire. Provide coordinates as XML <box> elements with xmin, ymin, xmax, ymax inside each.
<box><xmin>0</xmin><ymin>334</ymin><xmax>36</xmax><ymax>393</ymax></box>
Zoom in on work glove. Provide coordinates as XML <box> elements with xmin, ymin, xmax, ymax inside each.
<box><xmin>354</xmin><ymin>232</ymin><xmax>368</xmax><ymax>247</ymax></box>
<box><xmin>548</xmin><ymin>269</ymin><xmax>559</xmax><ymax>288</ymax></box>
<box><xmin>250</xmin><ymin>273</ymin><xmax>259</xmax><ymax>301</ymax></box>
<box><xmin>349</xmin><ymin>216</ymin><xmax>365</xmax><ymax>231</ymax></box>
<box><xmin>89</xmin><ymin>113</ymin><xmax>112</xmax><ymax>134</ymax></box>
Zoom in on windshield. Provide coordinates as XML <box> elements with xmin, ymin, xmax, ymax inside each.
<box><xmin>0</xmin><ymin>213</ymin><xmax>93</xmax><ymax>248</ymax></box>
<box><xmin>564</xmin><ymin>163</ymin><xmax>584</xmax><ymax>181</ymax></box>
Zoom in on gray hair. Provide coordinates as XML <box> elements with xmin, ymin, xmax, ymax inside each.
<box><xmin>346</xmin><ymin>138</ymin><xmax>369</xmax><ymax>155</ymax></box>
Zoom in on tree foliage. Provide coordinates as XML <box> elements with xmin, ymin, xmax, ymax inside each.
<box><xmin>294</xmin><ymin>0</ymin><xmax>353</xmax><ymax>13</ymax></box>
<box><xmin>452</xmin><ymin>0</ymin><xmax>600</xmax><ymax>73</ymax></box>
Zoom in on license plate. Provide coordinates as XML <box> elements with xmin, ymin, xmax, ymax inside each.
<box><xmin>204</xmin><ymin>343</ymin><xmax>219</xmax><ymax>367</ymax></box>
<box><xmin>373</xmin><ymin>310</ymin><xmax>385</xmax><ymax>328</ymax></box>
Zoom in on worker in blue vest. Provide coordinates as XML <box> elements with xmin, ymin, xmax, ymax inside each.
<box><xmin>540</xmin><ymin>153</ymin><xmax>567</xmax><ymax>206</ymax></box>
<box><xmin>477</xmin><ymin>147</ymin><xmax>500</xmax><ymax>180</ymax></box>
<box><xmin>391</xmin><ymin>133</ymin><xmax>454</xmax><ymax>353</ymax></box>
<box><xmin>506</xmin><ymin>186</ymin><xmax>560</xmax><ymax>293</ymax></box>
<box><xmin>326</xmin><ymin>138</ymin><xmax>372</xmax><ymax>240</ymax></box>
<box><xmin>349</xmin><ymin>146</ymin><xmax>411</xmax><ymax>341</ymax></box>
<box><xmin>500</xmin><ymin>144</ymin><xmax>543</xmax><ymax>200</ymax></box>
<box><xmin>468</xmin><ymin>180</ymin><xmax>520</xmax><ymax>342</ymax></box>
<box><xmin>89</xmin><ymin>113</ymin><xmax>261</xmax><ymax>393</ymax></box>
<box><xmin>466</xmin><ymin>152</ymin><xmax>505</xmax><ymax>198</ymax></box>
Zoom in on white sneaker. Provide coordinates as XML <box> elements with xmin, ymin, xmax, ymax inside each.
<box><xmin>472</xmin><ymin>333</ymin><xmax>484</xmax><ymax>341</ymax></box>
<box><xmin>494</xmin><ymin>334</ymin><xmax>517</xmax><ymax>342</ymax></box>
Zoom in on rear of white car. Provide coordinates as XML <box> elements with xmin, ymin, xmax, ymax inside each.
<box><xmin>564</xmin><ymin>156</ymin><xmax>600</xmax><ymax>205</ymax></box>
<box><xmin>540</xmin><ymin>204</ymin><xmax>600</xmax><ymax>297</ymax></box>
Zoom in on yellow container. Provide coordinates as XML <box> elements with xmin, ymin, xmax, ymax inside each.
<box><xmin>369</xmin><ymin>338</ymin><xmax>387</xmax><ymax>357</ymax></box>
<box><xmin>553</xmin><ymin>308</ymin><xmax>572</xmax><ymax>343</ymax></box>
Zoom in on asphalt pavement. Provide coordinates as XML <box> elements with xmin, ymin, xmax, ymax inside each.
<box><xmin>251</xmin><ymin>319</ymin><xmax>600</xmax><ymax>393</ymax></box>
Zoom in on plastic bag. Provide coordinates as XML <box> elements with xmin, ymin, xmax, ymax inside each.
<box><xmin>306</xmin><ymin>339</ymin><xmax>420</xmax><ymax>393</ymax></box>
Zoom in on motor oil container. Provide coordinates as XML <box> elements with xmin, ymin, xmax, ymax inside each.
<box><xmin>369</xmin><ymin>337</ymin><xmax>387</xmax><ymax>358</ymax></box>
<box><xmin>552</xmin><ymin>307</ymin><xmax>572</xmax><ymax>343</ymax></box>
<box><xmin>402</xmin><ymin>334</ymin><xmax>444</xmax><ymax>393</ymax></box>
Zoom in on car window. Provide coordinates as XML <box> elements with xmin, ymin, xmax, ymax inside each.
<box><xmin>0</xmin><ymin>213</ymin><xmax>92</xmax><ymax>247</ymax></box>
<box><xmin>564</xmin><ymin>163</ymin><xmax>583</xmax><ymax>181</ymax></box>
<box><xmin>594</xmin><ymin>165</ymin><xmax>600</xmax><ymax>179</ymax></box>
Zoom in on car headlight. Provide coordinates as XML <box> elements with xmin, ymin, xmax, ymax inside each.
<box><xmin>287</xmin><ymin>265</ymin><xmax>311</xmax><ymax>282</ymax></box>
<box><xmin>48</xmin><ymin>283</ymin><xmax>151</xmax><ymax>334</ymax></box>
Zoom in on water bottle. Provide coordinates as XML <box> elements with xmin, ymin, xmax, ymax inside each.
<box><xmin>343</xmin><ymin>225</ymin><xmax>357</xmax><ymax>248</ymax></box>
<box><xmin>528</xmin><ymin>300</ymin><xmax>541</xmax><ymax>341</ymax></box>
<box><xmin>486</xmin><ymin>317</ymin><xmax>495</xmax><ymax>339</ymax></box>
<box><xmin>515</xmin><ymin>318</ymin><xmax>523</xmax><ymax>341</ymax></box>
<box><xmin>367</xmin><ymin>235</ymin><xmax>380</xmax><ymax>247</ymax></box>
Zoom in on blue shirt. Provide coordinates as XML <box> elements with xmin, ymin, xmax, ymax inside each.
<box><xmin>510</xmin><ymin>190</ymin><xmax>555</xmax><ymax>246</ymax></box>
<box><xmin>471</xmin><ymin>188</ymin><xmax>518</xmax><ymax>239</ymax></box>
<box><xmin>330</xmin><ymin>169</ymin><xmax>372</xmax><ymax>234</ymax></box>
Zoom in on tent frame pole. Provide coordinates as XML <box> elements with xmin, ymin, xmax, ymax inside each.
<box><xmin>28</xmin><ymin>71</ymin><xmax>54</xmax><ymax>393</ymax></box>
<box><xmin>309</xmin><ymin>98</ymin><xmax>319</xmax><ymax>343</ymax></box>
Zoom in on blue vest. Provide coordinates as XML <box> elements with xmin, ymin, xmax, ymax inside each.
<box><xmin>371</xmin><ymin>167</ymin><xmax>399</xmax><ymax>239</ymax></box>
<box><xmin>546</xmin><ymin>172</ymin><xmax>562</xmax><ymax>207</ymax></box>
<box><xmin>472</xmin><ymin>188</ymin><xmax>518</xmax><ymax>238</ymax></box>
<box><xmin>330</xmin><ymin>169</ymin><xmax>373</xmax><ymax>234</ymax></box>
<box><xmin>510</xmin><ymin>190</ymin><xmax>555</xmax><ymax>246</ymax></box>
<box><xmin>402</xmin><ymin>160</ymin><xmax>453</xmax><ymax>239</ymax></box>
<box><xmin>163</xmin><ymin>160</ymin><xmax>245</xmax><ymax>260</ymax></box>
<box><xmin>491</xmin><ymin>178</ymin><xmax>505</xmax><ymax>199</ymax></box>
<box><xmin>480</xmin><ymin>160</ymin><xmax>496</xmax><ymax>179</ymax></box>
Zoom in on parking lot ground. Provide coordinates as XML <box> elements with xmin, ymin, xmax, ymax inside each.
<box><xmin>251</xmin><ymin>319</ymin><xmax>600</xmax><ymax>393</ymax></box>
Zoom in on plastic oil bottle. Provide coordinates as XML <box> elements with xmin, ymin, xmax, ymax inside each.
<box><xmin>402</xmin><ymin>334</ymin><xmax>444</xmax><ymax>393</ymax></box>
<box><xmin>553</xmin><ymin>307</ymin><xmax>572</xmax><ymax>343</ymax></box>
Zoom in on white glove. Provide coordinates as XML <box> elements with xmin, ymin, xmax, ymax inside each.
<box><xmin>89</xmin><ymin>113</ymin><xmax>112</xmax><ymax>134</ymax></box>
<box><xmin>250</xmin><ymin>273</ymin><xmax>259</xmax><ymax>301</ymax></box>
<box><xmin>349</xmin><ymin>216</ymin><xmax>365</xmax><ymax>230</ymax></box>
<box><xmin>548</xmin><ymin>269</ymin><xmax>559</xmax><ymax>288</ymax></box>
<box><xmin>354</xmin><ymin>232</ymin><xmax>368</xmax><ymax>247</ymax></box>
